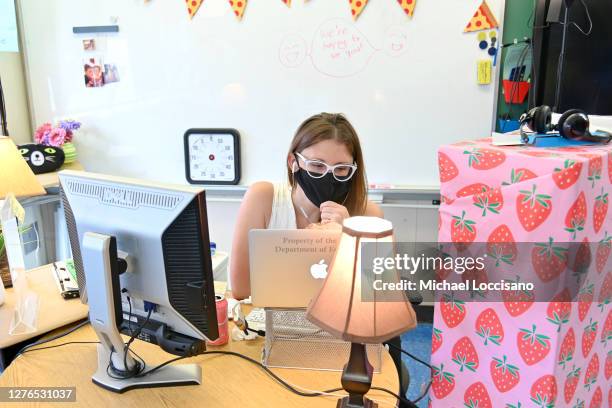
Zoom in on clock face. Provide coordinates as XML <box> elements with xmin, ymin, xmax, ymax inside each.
<box><xmin>184</xmin><ymin>129</ymin><xmax>240</xmax><ymax>185</ymax></box>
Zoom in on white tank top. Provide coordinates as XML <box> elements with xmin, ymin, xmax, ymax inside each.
<box><xmin>229</xmin><ymin>183</ymin><xmax>296</xmax><ymax>290</ymax></box>
<box><xmin>267</xmin><ymin>183</ymin><xmax>297</xmax><ymax>229</ymax></box>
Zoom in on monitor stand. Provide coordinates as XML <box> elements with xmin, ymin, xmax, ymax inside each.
<box><xmin>92</xmin><ymin>344</ymin><xmax>202</xmax><ymax>393</ymax></box>
<box><xmin>82</xmin><ymin>232</ymin><xmax>202</xmax><ymax>393</ymax></box>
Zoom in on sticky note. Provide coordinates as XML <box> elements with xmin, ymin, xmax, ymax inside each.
<box><xmin>477</xmin><ymin>59</ymin><xmax>492</xmax><ymax>85</ymax></box>
<box><xmin>0</xmin><ymin>193</ymin><xmax>25</xmax><ymax>225</ymax></box>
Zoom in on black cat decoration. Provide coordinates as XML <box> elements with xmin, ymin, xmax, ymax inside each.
<box><xmin>18</xmin><ymin>144</ymin><xmax>65</xmax><ymax>174</ymax></box>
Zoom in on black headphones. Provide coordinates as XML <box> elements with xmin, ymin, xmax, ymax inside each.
<box><xmin>519</xmin><ymin>105</ymin><xmax>612</xmax><ymax>144</ymax></box>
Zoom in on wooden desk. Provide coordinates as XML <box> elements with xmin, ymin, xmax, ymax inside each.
<box><xmin>0</xmin><ymin>264</ymin><xmax>89</xmax><ymax>350</ymax></box>
<box><xmin>1</xmin><ymin>253</ymin><xmax>228</xmax><ymax>348</ymax></box>
<box><xmin>35</xmin><ymin>161</ymin><xmax>84</xmax><ymax>189</ymax></box>
<box><xmin>0</xmin><ymin>305</ymin><xmax>400</xmax><ymax>407</ymax></box>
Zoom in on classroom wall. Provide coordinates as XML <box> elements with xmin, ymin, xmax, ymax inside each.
<box><xmin>12</xmin><ymin>2</ymin><xmax>460</xmax><ymax>286</ymax></box>
<box><xmin>0</xmin><ymin>51</ymin><xmax>31</xmax><ymax>144</ymax></box>
<box><xmin>206</xmin><ymin>199</ymin><xmax>241</xmax><ymax>261</ymax></box>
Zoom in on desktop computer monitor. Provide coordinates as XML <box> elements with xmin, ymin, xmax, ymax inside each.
<box><xmin>59</xmin><ymin>170</ymin><xmax>218</xmax><ymax>392</ymax></box>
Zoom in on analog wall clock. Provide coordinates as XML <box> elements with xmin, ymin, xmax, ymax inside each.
<box><xmin>184</xmin><ymin>128</ymin><xmax>241</xmax><ymax>185</ymax></box>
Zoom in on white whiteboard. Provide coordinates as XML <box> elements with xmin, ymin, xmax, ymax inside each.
<box><xmin>18</xmin><ymin>0</ymin><xmax>504</xmax><ymax>188</ymax></box>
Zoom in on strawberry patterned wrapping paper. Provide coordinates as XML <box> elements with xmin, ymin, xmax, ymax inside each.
<box><xmin>432</xmin><ymin>138</ymin><xmax>611</xmax><ymax>408</ymax></box>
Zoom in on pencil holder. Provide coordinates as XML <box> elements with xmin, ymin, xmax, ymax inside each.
<box><xmin>502</xmin><ymin>79</ymin><xmax>530</xmax><ymax>104</ymax></box>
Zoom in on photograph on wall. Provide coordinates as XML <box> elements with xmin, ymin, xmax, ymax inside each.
<box><xmin>103</xmin><ymin>63</ymin><xmax>120</xmax><ymax>84</ymax></box>
<box><xmin>83</xmin><ymin>56</ymin><xmax>104</xmax><ymax>88</ymax></box>
<box><xmin>82</xmin><ymin>38</ymin><xmax>96</xmax><ymax>51</ymax></box>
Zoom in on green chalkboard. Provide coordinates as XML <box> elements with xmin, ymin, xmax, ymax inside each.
<box><xmin>495</xmin><ymin>0</ymin><xmax>536</xmax><ymax>131</ymax></box>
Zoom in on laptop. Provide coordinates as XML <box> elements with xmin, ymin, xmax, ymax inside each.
<box><xmin>249</xmin><ymin>229</ymin><xmax>341</xmax><ymax>308</ymax></box>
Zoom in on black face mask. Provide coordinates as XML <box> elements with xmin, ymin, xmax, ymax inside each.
<box><xmin>293</xmin><ymin>168</ymin><xmax>351</xmax><ymax>208</ymax></box>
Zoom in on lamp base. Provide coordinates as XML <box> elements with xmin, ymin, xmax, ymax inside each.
<box><xmin>336</xmin><ymin>395</ymin><xmax>378</xmax><ymax>408</ymax></box>
<box><xmin>337</xmin><ymin>343</ymin><xmax>378</xmax><ymax>408</ymax></box>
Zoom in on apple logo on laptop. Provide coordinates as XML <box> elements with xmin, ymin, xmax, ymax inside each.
<box><xmin>310</xmin><ymin>259</ymin><xmax>328</xmax><ymax>279</ymax></box>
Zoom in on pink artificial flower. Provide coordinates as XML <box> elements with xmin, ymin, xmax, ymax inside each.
<box><xmin>46</xmin><ymin>127</ymin><xmax>67</xmax><ymax>147</ymax></box>
<box><xmin>34</xmin><ymin>123</ymin><xmax>52</xmax><ymax>144</ymax></box>
<box><xmin>64</xmin><ymin>130</ymin><xmax>73</xmax><ymax>143</ymax></box>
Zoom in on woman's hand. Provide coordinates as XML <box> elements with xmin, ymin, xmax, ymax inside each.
<box><xmin>319</xmin><ymin>201</ymin><xmax>349</xmax><ymax>225</ymax></box>
<box><xmin>306</xmin><ymin>221</ymin><xmax>342</xmax><ymax>231</ymax></box>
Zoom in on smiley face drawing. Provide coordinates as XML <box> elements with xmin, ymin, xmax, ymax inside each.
<box><xmin>279</xmin><ymin>33</ymin><xmax>308</xmax><ymax>68</ymax></box>
<box><xmin>279</xmin><ymin>20</ymin><xmax>409</xmax><ymax>77</ymax></box>
<box><xmin>384</xmin><ymin>26</ymin><xmax>409</xmax><ymax>58</ymax></box>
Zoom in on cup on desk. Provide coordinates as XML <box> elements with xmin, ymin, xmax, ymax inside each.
<box><xmin>206</xmin><ymin>294</ymin><xmax>228</xmax><ymax>346</ymax></box>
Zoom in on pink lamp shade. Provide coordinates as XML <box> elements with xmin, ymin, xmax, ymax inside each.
<box><xmin>306</xmin><ymin>216</ymin><xmax>416</xmax><ymax>344</ymax></box>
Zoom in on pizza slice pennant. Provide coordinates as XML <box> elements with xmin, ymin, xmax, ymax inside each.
<box><xmin>464</xmin><ymin>0</ymin><xmax>499</xmax><ymax>32</ymax></box>
<box><xmin>229</xmin><ymin>0</ymin><xmax>247</xmax><ymax>20</ymax></box>
<box><xmin>396</xmin><ymin>0</ymin><xmax>416</xmax><ymax>17</ymax></box>
<box><xmin>281</xmin><ymin>0</ymin><xmax>291</xmax><ymax>6</ymax></box>
<box><xmin>349</xmin><ymin>0</ymin><xmax>369</xmax><ymax>20</ymax></box>
<box><xmin>185</xmin><ymin>0</ymin><xmax>204</xmax><ymax>19</ymax></box>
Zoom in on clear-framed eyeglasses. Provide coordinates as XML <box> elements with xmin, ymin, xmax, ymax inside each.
<box><xmin>294</xmin><ymin>152</ymin><xmax>357</xmax><ymax>182</ymax></box>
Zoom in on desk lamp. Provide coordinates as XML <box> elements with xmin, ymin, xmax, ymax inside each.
<box><xmin>306</xmin><ymin>216</ymin><xmax>416</xmax><ymax>408</ymax></box>
<box><xmin>0</xmin><ymin>137</ymin><xmax>46</xmax><ymax>198</ymax></box>
<box><xmin>0</xmin><ymin>72</ymin><xmax>45</xmax><ymax>197</ymax></box>
<box><xmin>0</xmin><ymin>137</ymin><xmax>44</xmax><ymax>325</ymax></box>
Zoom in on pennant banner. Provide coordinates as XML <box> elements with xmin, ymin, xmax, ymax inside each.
<box><xmin>396</xmin><ymin>0</ymin><xmax>416</xmax><ymax>17</ymax></box>
<box><xmin>180</xmin><ymin>0</ymin><xmax>427</xmax><ymax>22</ymax></box>
<box><xmin>185</xmin><ymin>0</ymin><xmax>204</xmax><ymax>19</ymax></box>
<box><xmin>349</xmin><ymin>0</ymin><xmax>369</xmax><ymax>20</ymax></box>
<box><xmin>464</xmin><ymin>0</ymin><xmax>499</xmax><ymax>33</ymax></box>
<box><xmin>229</xmin><ymin>0</ymin><xmax>248</xmax><ymax>20</ymax></box>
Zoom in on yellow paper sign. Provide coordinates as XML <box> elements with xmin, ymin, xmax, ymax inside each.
<box><xmin>7</xmin><ymin>193</ymin><xmax>25</xmax><ymax>225</ymax></box>
<box><xmin>477</xmin><ymin>59</ymin><xmax>492</xmax><ymax>85</ymax></box>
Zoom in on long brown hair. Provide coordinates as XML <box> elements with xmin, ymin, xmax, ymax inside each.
<box><xmin>287</xmin><ymin>113</ymin><xmax>368</xmax><ymax>216</ymax></box>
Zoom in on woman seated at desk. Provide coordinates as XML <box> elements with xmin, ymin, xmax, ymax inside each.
<box><xmin>230</xmin><ymin>113</ymin><xmax>412</xmax><ymax>404</ymax></box>
<box><xmin>230</xmin><ymin>112</ymin><xmax>384</xmax><ymax>300</ymax></box>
